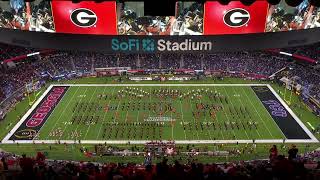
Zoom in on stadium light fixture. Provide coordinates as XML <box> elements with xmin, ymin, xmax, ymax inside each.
<box><xmin>240</xmin><ymin>0</ymin><xmax>256</xmax><ymax>6</ymax></box>
<box><xmin>285</xmin><ymin>0</ymin><xmax>304</xmax><ymax>7</ymax></box>
<box><xmin>145</xmin><ymin>0</ymin><xmax>175</xmax><ymax>16</ymax></box>
<box><xmin>309</xmin><ymin>0</ymin><xmax>320</xmax><ymax>7</ymax></box>
<box><xmin>94</xmin><ymin>0</ymin><xmax>106</xmax><ymax>3</ymax></box>
<box><xmin>267</xmin><ymin>0</ymin><xmax>281</xmax><ymax>5</ymax></box>
<box><xmin>218</xmin><ymin>0</ymin><xmax>232</xmax><ymax>5</ymax></box>
<box><xmin>71</xmin><ymin>0</ymin><xmax>81</xmax><ymax>3</ymax></box>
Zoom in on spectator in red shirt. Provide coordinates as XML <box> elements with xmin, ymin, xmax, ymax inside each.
<box><xmin>269</xmin><ymin>145</ymin><xmax>278</xmax><ymax>162</ymax></box>
<box><xmin>19</xmin><ymin>154</ymin><xmax>35</xmax><ymax>178</ymax></box>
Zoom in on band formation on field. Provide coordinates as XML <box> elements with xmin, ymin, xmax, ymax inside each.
<box><xmin>2</xmin><ymin>84</ymin><xmax>318</xmax><ymax>144</ymax></box>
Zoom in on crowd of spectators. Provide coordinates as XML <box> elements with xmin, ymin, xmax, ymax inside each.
<box><xmin>203</xmin><ymin>52</ymin><xmax>289</xmax><ymax>75</ymax></box>
<box><xmin>0</xmin><ymin>62</ymin><xmax>39</xmax><ymax>100</ymax></box>
<box><xmin>284</xmin><ymin>43</ymin><xmax>320</xmax><ymax>61</ymax></box>
<box><xmin>0</xmin><ymin>145</ymin><xmax>319</xmax><ymax>179</ymax></box>
<box><xmin>0</xmin><ymin>43</ymin><xmax>319</xmax><ymax>178</ymax></box>
<box><xmin>287</xmin><ymin>63</ymin><xmax>320</xmax><ymax>101</ymax></box>
<box><xmin>0</xmin><ymin>43</ymin><xmax>319</xmax><ymax>104</ymax></box>
<box><xmin>0</xmin><ymin>43</ymin><xmax>34</xmax><ymax>60</ymax></box>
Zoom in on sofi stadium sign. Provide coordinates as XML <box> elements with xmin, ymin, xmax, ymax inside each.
<box><xmin>111</xmin><ymin>38</ymin><xmax>213</xmax><ymax>53</ymax></box>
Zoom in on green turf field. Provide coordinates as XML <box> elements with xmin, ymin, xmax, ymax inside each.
<box><xmin>18</xmin><ymin>84</ymin><xmax>288</xmax><ymax>142</ymax></box>
<box><xmin>1</xmin><ymin>78</ymin><xmax>319</xmax><ymax>163</ymax></box>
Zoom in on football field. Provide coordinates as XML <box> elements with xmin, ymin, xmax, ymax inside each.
<box><xmin>3</xmin><ymin>84</ymin><xmax>317</xmax><ymax>144</ymax></box>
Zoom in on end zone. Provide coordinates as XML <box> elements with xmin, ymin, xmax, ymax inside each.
<box><xmin>2</xmin><ymin>85</ymin><xmax>69</xmax><ymax>143</ymax></box>
<box><xmin>266</xmin><ymin>85</ymin><xmax>318</xmax><ymax>143</ymax></box>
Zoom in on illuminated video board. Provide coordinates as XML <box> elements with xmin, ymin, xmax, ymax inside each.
<box><xmin>0</xmin><ymin>0</ymin><xmax>319</xmax><ymax>35</ymax></box>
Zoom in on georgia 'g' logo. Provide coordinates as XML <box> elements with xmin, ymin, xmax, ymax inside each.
<box><xmin>70</xmin><ymin>8</ymin><xmax>97</xmax><ymax>28</ymax></box>
<box><xmin>223</xmin><ymin>8</ymin><xmax>250</xmax><ymax>28</ymax></box>
<box><xmin>14</xmin><ymin>129</ymin><xmax>37</xmax><ymax>139</ymax></box>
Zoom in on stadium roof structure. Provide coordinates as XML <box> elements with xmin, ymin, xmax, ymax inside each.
<box><xmin>0</xmin><ymin>0</ymin><xmax>319</xmax><ymax>52</ymax></box>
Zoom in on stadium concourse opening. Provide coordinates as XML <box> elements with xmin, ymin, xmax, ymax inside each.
<box><xmin>2</xmin><ymin>84</ymin><xmax>317</xmax><ymax>144</ymax></box>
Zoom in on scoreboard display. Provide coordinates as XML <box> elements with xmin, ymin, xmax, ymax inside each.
<box><xmin>204</xmin><ymin>1</ymin><xmax>269</xmax><ymax>34</ymax></box>
<box><xmin>51</xmin><ymin>1</ymin><xmax>117</xmax><ymax>35</ymax></box>
<box><xmin>0</xmin><ymin>0</ymin><xmax>319</xmax><ymax>35</ymax></box>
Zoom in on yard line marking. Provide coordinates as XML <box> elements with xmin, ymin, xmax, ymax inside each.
<box><xmin>187</xmin><ymin>87</ymin><xmax>200</xmax><ymax>140</ymax></box>
<box><xmin>147</xmin><ymin>86</ymin><xmax>152</xmax><ymax>141</ymax></box>
<box><xmin>169</xmin><ymin>86</ymin><xmax>174</xmax><ymax>140</ymax></box>
<box><xmin>197</xmin><ymin>88</ymin><xmax>213</xmax><ymax>141</ymax></box>
<box><xmin>178</xmin><ymin>87</ymin><xmax>187</xmax><ymax>140</ymax></box>
<box><xmin>214</xmin><ymin>86</ymin><xmax>237</xmax><ymax>139</ymax></box>
<box><xmin>213</xmin><ymin>87</ymin><xmax>230</xmax><ymax>139</ymax></box>
<box><xmin>228</xmin><ymin>86</ymin><xmax>254</xmax><ymax>139</ymax></box>
<box><xmin>209</xmin><ymin>86</ymin><xmax>226</xmax><ymax>140</ymax></box>
<box><xmin>45</xmin><ymin>86</ymin><xmax>81</xmax><ymax>140</ymax></box>
<box><xmin>96</xmin><ymin>86</ymin><xmax>116</xmax><ymax>140</ymax></box>
<box><xmin>115</xmin><ymin>87</ymin><xmax>125</xmax><ymax>140</ymax></box>
<box><xmin>134</xmin><ymin>96</ymin><xmax>141</xmax><ymax>140</ymax></box>
<box><xmin>123</xmin><ymin>86</ymin><xmax>141</xmax><ymax>140</ymax></box>
<box><xmin>84</xmin><ymin>87</ymin><xmax>108</xmax><ymax>139</ymax></box>
<box><xmin>71</xmin><ymin>87</ymin><xmax>99</xmax><ymax>139</ymax></box>
<box><xmin>60</xmin><ymin>87</ymin><xmax>91</xmax><ymax>140</ymax></box>
<box><xmin>242</xmin><ymin>87</ymin><xmax>274</xmax><ymax>138</ymax></box>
